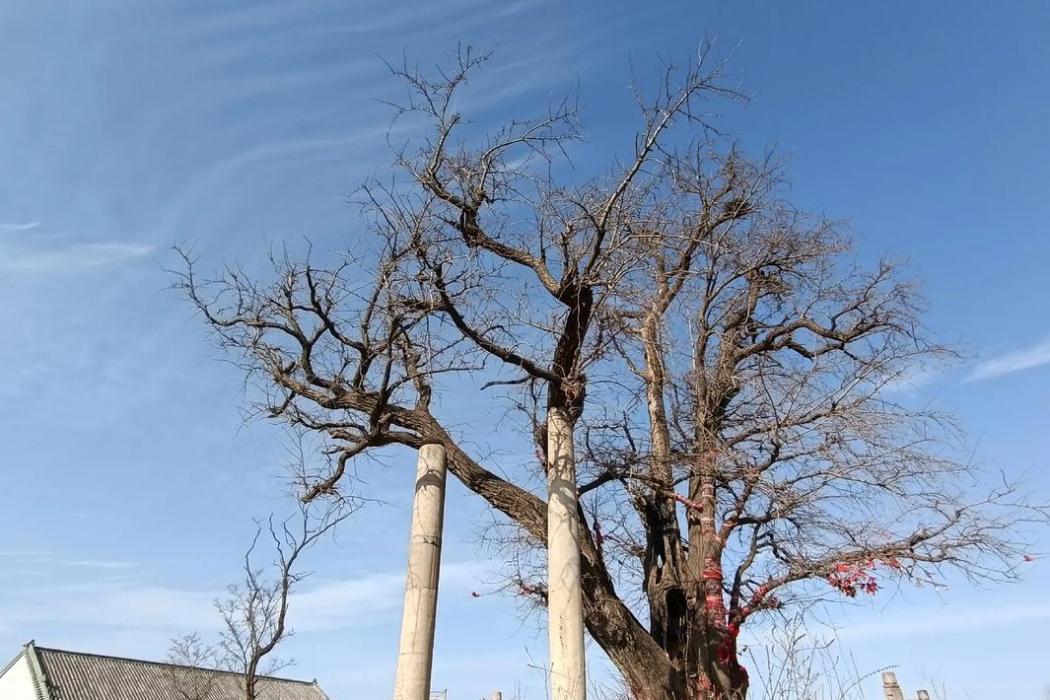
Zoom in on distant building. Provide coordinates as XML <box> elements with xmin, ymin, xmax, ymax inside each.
<box><xmin>0</xmin><ymin>641</ymin><xmax>330</xmax><ymax>700</ymax></box>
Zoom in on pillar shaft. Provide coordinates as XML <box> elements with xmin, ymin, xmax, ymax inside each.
<box><xmin>547</xmin><ymin>408</ymin><xmax>586</xmax><ymax>700</ymax></box>
<box><xmin>393</xmin><ymin>444</ymin><xmax>448</xmax><ymax>700</ymax></box>
<box><xmin>882</xmin><ymin>672</ymin><xmax>905</xmax><ymax>700</ymax></box>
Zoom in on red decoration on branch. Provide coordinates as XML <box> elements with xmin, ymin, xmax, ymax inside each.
<box><xmin>739</xmin><ymin>583</ymin><xmax>782</xmax><ymax>618</ymax></box>
<box><xmin>672</xmin><ymin>492</ymin><xmax>704</xmax><ymax>512</ymax></box>
<box><xmin>826</xmin><ymin>559</ymin><xmax>896</xmax><ymax>597</ymax></box>
<box><xmin>519</xmin><ymin>580</ymin><xmax>545</xmax><ymax>597</ymax></box>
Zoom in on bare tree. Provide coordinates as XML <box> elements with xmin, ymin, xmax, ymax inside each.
<box><xmin>744</xmin><ymin>615</ymin><xmax>883</xmax><ymax>700</ymax></box>
<box><xmin>166</xmin><ymin>633</ymin><xmax>221</xmax><ymax>700</ymax></box>
<box><xmin>177</xmin><ymin>46</ymin><xmax>1046</xmax><ymax>700</ymax></box>
<box><xmin>167</xmin><ymin>501</ymin><xmax>352</xmax><ymax>700</ymax></box>
<box><xmin>219</xmin><ymin>502</ymin><xmax>351</xmax><ymax>699</ymax></box>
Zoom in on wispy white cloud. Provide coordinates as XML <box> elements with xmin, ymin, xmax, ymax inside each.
<box><xmin>291</xmin><ymin>560</ymin><xmax>489</xmax><ymax>631</ymax></box>
<box><xmin>834</xmin><ymin>601</ymin><xmax>1050</xmax><ymax>640</ymax></box>
<box><xmin>966</xmin><ymin>336</ymin><xmax>1050</xmax><ymax>382</ymax></box>
<box><xmin>62</xmin><ymin>559</ymin><xmax>139</xmax><ymax>570</ymax></box>
<box><xmin>735</xmin><ymin>600</ymin><xmax>1050</xmax><ymax>647</ymax></box>
<box><xmin>2</xmin><ymin>580</ymin><xmax>220</xmax><ymax>631</ymax></box>
<box><xmin>0</xmin><ymin>242</ymin><xmax>154</xmax><ymax>272</ymax></box>
<box><xmin>881</xmin><ymin>365</ymin><xmax>944</xmax><ymax>394</ymax></box>
<box><xmin>1</xmin><ymin>559</ymin><xmax>491</xmax><ymax>634</ymax></box>
<box><xmin>0</xmin><ymin>551</ymin><xmax>137</xmax><ymax>570</ymax></box>
<box><xmin>0</xmin><ymin>220</ymin><xmax>41</xmax><ymax>231</ymax></box>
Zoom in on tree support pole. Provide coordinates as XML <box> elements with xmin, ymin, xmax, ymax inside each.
<box><xmin>393</xmin><ymin>444</ymin><xmax>448</xmax><ymax>700</ymax></box>
<box><xmin>547</xmin><ymin>408</ymin><xmax>587</xmax><ymax>700</ymax></box>
<box><xmin>882</xmin><ymin>672</ymin><xmax>905</xmax><ymax>700</ymax></box>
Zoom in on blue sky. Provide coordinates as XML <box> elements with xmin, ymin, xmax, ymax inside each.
<box><xmin>2</xmin><ymin>1</ymin><xmax>1049</xmax><ymax>698</ymax></box>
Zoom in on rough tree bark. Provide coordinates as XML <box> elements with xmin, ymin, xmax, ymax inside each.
<box><xmin>178</xmin><ymin>47</ymin><xmax>1047</xmax><ymax>700</ymax></box>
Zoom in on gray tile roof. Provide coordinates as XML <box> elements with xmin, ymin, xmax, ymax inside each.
<box><xmin>27</xmin><ymin>644</ymin><xmax>329</xmax><ymax>700</ymax></box>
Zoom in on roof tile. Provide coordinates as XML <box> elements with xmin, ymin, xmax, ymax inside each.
<box><xmin>32</xmin><ymin>646</ymin><xmax>328</xmax><ymax>700</ymax></box>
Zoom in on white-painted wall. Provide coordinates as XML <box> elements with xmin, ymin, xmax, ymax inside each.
<box><xmin>0</xmin><ymin>652</ymin><xmax>39</xmax><ymax>700</ymax></box>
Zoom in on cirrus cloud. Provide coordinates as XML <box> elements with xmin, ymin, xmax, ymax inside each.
<box><xmin>0</xmin><ymin>220</ymin><xmax>42</xmax><ymax>231</ymax></box>
<box><xmin>966</xmin><ymin>336</ymin><xmax>1050</xmax><ymax>382</ymax></box>
<box><xmin>0</xmin><ymin>241</ymin><xmax>154</xmax><ymax>272</ymax></box>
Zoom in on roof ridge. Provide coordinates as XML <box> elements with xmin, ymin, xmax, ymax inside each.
<box><xmin>31</xmin><ymin>645</ymin><xmax>317</xmax><ymax>686</ymax></box>
<box><xmin>23</xmin><ymin>641</ymin><xmax>53</xmax><ymax>700</ymax></box>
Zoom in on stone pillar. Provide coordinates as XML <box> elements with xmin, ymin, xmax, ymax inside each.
<box><xmin>882</xmin><ymin>672</ymin><xmax>905</xmax><ymax>700</ymax></box>
<box><xmin>393</xmin><ymin>444</ymin><xmax>448</xmax><ymax>700</ymax></box>
<box><xmin>917</xmin><ymin>691</ymin><xmax>930</xmax><ymax>700</ymax></box>
<box><xmin>547</xmin><ymin>408</ymin><xmax>586</xmax><ymax>700</ymax></box>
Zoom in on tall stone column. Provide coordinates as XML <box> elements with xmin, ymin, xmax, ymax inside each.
<box><xmin>547</xmin><ymin>408</ymin><xmax>587</xmax><ymax>700</ymax></box>
<box><xmin>393</xmin><ymin>444</ymin><xmax>448</xmax><ymax>700</ymax></box>
<box><xmin>882</xmin><ymin>672</ymin><xmax>905</xmax><ymax>700</ymax></box>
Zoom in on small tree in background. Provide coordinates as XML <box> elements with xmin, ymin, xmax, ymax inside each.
<box><xmin>167</xmin><ymin>501</ymin><xmax>352</xmax><ymax>700</ymax></box>
<box><xmin>166</xmin><ymin>633</ymin><xmax>221</xmax><ymax>700</ymax></box>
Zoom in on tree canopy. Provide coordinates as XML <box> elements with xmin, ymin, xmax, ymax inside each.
<box><xmin>178</xmin><ymin>47</ymin><xmax>1045</xmax><ymax>700</ymax></box>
